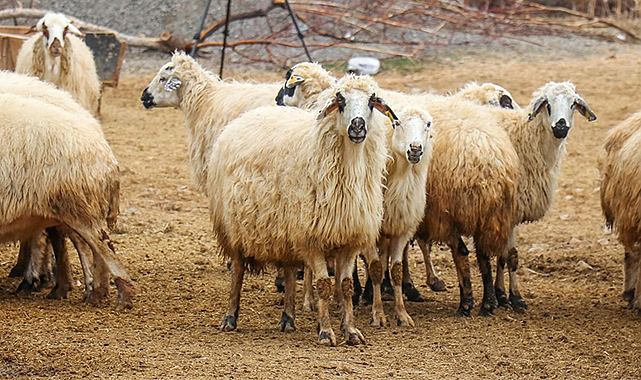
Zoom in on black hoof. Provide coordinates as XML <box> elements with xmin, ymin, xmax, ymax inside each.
<box><xmin>296</xmin><ymin>270</ymin><xmax>304</xmax><ymax>280</ymax></box>
<box><xmin>479</xmin><ymin>302</ymin><xmax>495</xmax><ymax>317</ymax></box>
<box><xmin>274</xmin><ymin>276</ymin><xmax>285</xmax><ymax>293</ymax></box>
<box><xmin>623</xmin><ymin>289</ymin><xmax>635</xmax><ymax>305</ymax></box>
<box><xmin>46</xmin><ymin>284</ymin><xmax>70</xmax><ymax>300</ymax></box>
<box><xmin>16</xmin><ymin>279</ymin><xmax>39</xmax><ymax>294</ymax></box>
<box><xmin>346</xmin><ymin>333</ymin><xmax>361</xmax><ymax>346</ymax></box>
<box><xmin>8</xmin><ymin>265</ymin><xmax>23</xmax><ymax>278</ymax></box>
<box><xmin>429</xmin><ymin>277</ymin><xmax>447</xmax><ymax>292</ymax></box>
<box><xmin>327</xmin><ymin>267</ymin><xmax>335</xmax><ymax>277</ymax></box>
<box><xmin>403</xmin><ymin>282</ymin><xmax>425</xmax><ymax>302</ymax></box>
<box><xmin>496</xmin><ymin>287</ymin><xmax>510</xmax><ymax>308</ymax></box>
<box><xmin>509</xmin><ymin>291</ymin><xmax>528</xmax><ymax>312</ymax></box>
<box><xmin>457</xmin><ymin>298</ymin><xmax>474</xmax><ymax>317</ymax></box>
<box><xmin>278</xmin><ymin>312</ymin><xmax>295</xmax><ymax>332</ymax></box>
<box><xmin>220</xmin><ymin>314</ymin><xmax>238</xmax><ymax>331</ymax></box>
<box><xmin>226</xmin><ymin>260</ymin><xmax>232</xmax><ymax>270</ymax></box>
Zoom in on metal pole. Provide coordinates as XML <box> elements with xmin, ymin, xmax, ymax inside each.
<box><xmin>283</xmin><ymin>0</ymin><xmax>312</xmax><ymax>62</ymax></box>
<box><xmin>190</xmin><ymin>0</ymin><xmax>214</xmax><ymax>57</ymax></box>
<box><xmin>219</xmin><ymin>0</ymin><xmax>233</xmax><ymax>78</ymax></box>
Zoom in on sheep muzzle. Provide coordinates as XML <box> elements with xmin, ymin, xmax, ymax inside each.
<box><xmin>348</xmin><ymin>117</ymin><xmax>367</xmax><ymax>143</ymax></box>
<box><xmin>141</xmin><ymin>88</ymin><xmax>155</xmax><ymax>109</ymax></box>
<box><xmin>49</xmin><ymin>38</ymin><xmax>62</xmax><ymax>57</ymax></box>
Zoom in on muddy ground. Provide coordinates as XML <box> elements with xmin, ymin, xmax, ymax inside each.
<box><xmin>2</xmin><ymin>43</ymin><xmax>641</xmax><ymax>380</ymax></box>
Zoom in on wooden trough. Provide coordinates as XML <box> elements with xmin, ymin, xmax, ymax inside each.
<box><xmin>0</xmin><ymin>26</ymin><xmax>126</xmax><ymax>88</ymax></box>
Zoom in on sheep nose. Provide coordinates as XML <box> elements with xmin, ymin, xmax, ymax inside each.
<box><xmin>410</xmin><ymin>142</ymin><xmax>423</xmax><ymax>153</ymax></box>
<box><xmin>555</xmin><ymin>118</ymin><xmax>567</xmax><ymax>128</ymax></box>
<box><xmin>348</xmin><ymin>117</ymin><xmax>367</xmax><ymax>143</ymax></box>
<box><xmin>552</xmin><ymin>118</ymin><xmax>569</xmax><ymax>139</ymax></box>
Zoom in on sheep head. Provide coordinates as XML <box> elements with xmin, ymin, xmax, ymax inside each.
<box><xmin>317</xmin><ymin>75</ymin><xmax>397</xmax><ymax>144</ymax></box>
<box><xmin>275</xmin><ymin>62</ymin><xmax>335</xmax><ymax>107</ymax></box>
<box><xmin>141</xmin><ymin>61</ymin><xmax>183</xmax><ymax>109</ymax></box>
<box><xmin>457</xmin><ymin>82</ymin><xmax>520</xmax><ymax>110</ymax></box>
<box><xmin>392</xmin><ymin>106</ymin><xmax>434</xmax><ymax>165</ymax></box>
<box><xmin>528</xmin><ymin>81</ymin><xmax>597</xmax><ymax>139</ymax></box>
<box><xmin>36</xmin><ymin>13</ymin><xmax>82</xmax><ymax>58</ymax></box>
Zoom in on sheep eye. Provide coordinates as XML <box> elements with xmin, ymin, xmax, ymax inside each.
<box><xmin>546</xmin><ymin>103</ymin><xmax>551</xmax><ymax>115</ymax></box>
<box><xmin>159</xmin><ymin>78</ymin><xmax>166</xmax><ymax>83</ymax></box>
<box><xmin>425</xmin><ymin>122</ymin><xmax>432</xmax><ymax>130</ymax></box>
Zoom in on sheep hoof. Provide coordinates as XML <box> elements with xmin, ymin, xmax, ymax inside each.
<box><xmin>114</xmin><ymin>278</ymin><xmax>134</xmax><ymax>310</ymax></box>
<box><xmin>403</xmin><ymin>282</ymin><xmax>425</xmax><ymax>302</ymax></box>
<box><xmin>83</xmin><ymin>286</ymin><xmax>109</xmax><ymax>305</ymax></box>
<box><xmin>496</xmin><ymin>288</ymin><xmax>510</xmax><ymax>308</ymax></box>
<box><xmin>16</xmin><ymin>279</ymin><xmax>39</xmax><ymax>295</ymax></box>
<box><xmin>46</xmin><ymin>284</ymin><xmax>70</xmax><ymax>300</ymax></box>
<box><xmin>428</xmin><ymin>277</ymin><xmax>447</xmax><ymax>292</ymax></box>
<box><xmin>509</xmin><ymin>292</ymin><xmax>528</xmax><ymax>312</ymax></box>
<box><xmin>344</xmin><ymin>328</ymin><xmax>366</xmax><ymax>346</ymax></box>
<box><xmin>457</xmin><ymin>298</ymin><xmax>474</xmax><ymax>317</ymax></box>
<box><xmin>318</xmin><ymin>329</ymin><xmax>337</xmax><ymax>346</ymax></box>
<box><xmin>220</xmin><ymin>315</ymin><xmax>238</xmax><ymax>331</ymax></box>
<box><xmin>8</xmin><ymin>265</ymin><xmax>24</xmax><ymax>278</ymax></box>
<box><xmin>277</xmin><ymin>312</ymin><xmax>296</xmax><ymax>332</ymax></box>
<box><xmin>370</xmin><ymin>309</ymin><xmax>388</xmax><ymax>327</ymax></box>
<box><xmin>623</xmin><ymin>289</ymin><xmax>635</xmax><ymax>305</ymax></box>
<box><xmin>274</xmin><ymin>276</ymin><xmax>285</xmax><ymax>293</ymax></box>
<box><xmin>395</xmin><ymin>311</ymin><xmax>415</xmax><ymax>327</ymax></box>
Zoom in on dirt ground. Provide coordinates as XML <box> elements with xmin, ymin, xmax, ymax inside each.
<box><xmin>2</xmin><ymin>44</ymin><xmax>641</xmax><ymax>380</ymax></box>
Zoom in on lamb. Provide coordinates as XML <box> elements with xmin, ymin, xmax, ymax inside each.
<box><xmin>486</xmin><ymin>82</ymin><xmax>597</xmax><ymax>311</ymax></box>
<box><xmin>277</xmin><ymin>63</ymin><xmax>520</xmax><ymax>316</ymax></box>
<box><xmin>0</xmin><ymin>93</ymin><xmax>132</xmax><ymax>309</ymax></box>
<box><xmin>601</xmin><ymin>110</ymin><xmax>641</xmax><ymax>312</ymax></box>
<box><xmin>15</xmin><ymin>13</ymin><xmax>101</xmax><ymax>117</ymax></box>
<box><xmin>0</xmin><ymin>71</ymin><xmax>115</xmax><ymax>300</ymax></box>
<box><xmin>209</xmin><ymin>75</ymin><xmax>394</xmax><ymax>345</ymax></box>
<box><xmin>141</xmin><ymin>51</ymin><xmax>283</xmax><ymax>193</ymax></box>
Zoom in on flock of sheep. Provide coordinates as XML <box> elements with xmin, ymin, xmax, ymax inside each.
<box><xmin>1</xmin><ymin>12</ymin><xmax>640</xmax><ymax>347</ymax></box>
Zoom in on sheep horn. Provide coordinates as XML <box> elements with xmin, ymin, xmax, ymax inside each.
<box><xmin>67</xmin><ymin>24</ymin><xmax>84</xmax><ymax>37</ymax></box>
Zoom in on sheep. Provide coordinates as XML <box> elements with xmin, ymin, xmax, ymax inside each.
<box><xmin>453</xmin><ymin>81</ymin><xmax>520</xmax><ymax>110</ymax></box>
<box><xmin>208</xmin><ymin>75</ymin><xmax>394</xmax><ymax>345</ymax></box>
<box><xmin>0</xmin><ymin>93</ymin><xmax>132</xmax><ymax>309</ymax></box>
<box><xmin>0</xmin><ymin>71</ymin><xmax>115</xmax><ymax>300</ymax></box>
<box><xmin>601</xmin><ymin>110</ymin><xmax>641</xmax><ymax>312</ymax></box>
<box><xmin>277</xmin><ymin>63</ymin><xmax>520</xmax><ymax>316</ymax></box>
<box><xmin>15</xmin><ymin>13</ymin><xmax>101</xmax><ymax>117</ymax></box>
<box><xmin>141</xmin><ymin>51</ymin><xmax>283</xmax><ymax>194</ymax></box>
<box><xmin>486</xmin><ymin>82</ymin><xmax>597</xmax><ymax>311</ymax></box>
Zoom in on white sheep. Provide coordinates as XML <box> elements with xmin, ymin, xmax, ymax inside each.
<box><xmin>487</xmin><ymin>82</ymin><xmax>597</xmax><ymax>311</ymax></box>
<box><xmin>0</xmin><ymin>71</ymin><xmax>115</xmax><ymax>299</ymax></box>
<box><xmin>453</xmin><ymin>81</ymin><xmax>520</xmax><ymax>109</ymax></box>
<box><xmin>208</xmin><ymin>75</ymin><xmax>394</xmax><ymax>345</ymax></box>
<box><xmin>141</xmin><ymin>51</ymin><xmax>283</xmax><ymax>193</ymax></box>
<box><xmin>0</xmin><ymin>93</ymin><xmax>132</xmax><ymax>309</ymax></box>
<box><xmin>15</xmin><ymin>13</ymin><xmax>101</xmax><ymax>117</ymax></box>
<box><xmin>278</xmin><ymin>63</ymin><xmax>520</xmax><ymax>316</ymax></box>
<box><xmin>601</xmin><ymin>110</ymin><xmax>641</xmax><ymax>312</ymax></box>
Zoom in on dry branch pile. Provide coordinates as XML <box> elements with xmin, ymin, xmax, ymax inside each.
<box><xmin>1</xmin><ymin>0</ymin><xmax>639</xmax><ymax>67</ymax></box>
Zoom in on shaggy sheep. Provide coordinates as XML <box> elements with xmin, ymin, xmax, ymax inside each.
<box><xmin>141</xmin><ymin>51</ymin><xmax>283</xmax><ymax>193</ymax></box>
<box><xmin>277</xmin><ymin>63</ymin><xmax>520</xmax><ymax>316</ymax></box>
<box><xmin>362</xmin><ymin>106</ymin><xmax>435</xmax><ymax>327</ymax></box>
<box><xmin>487</xmin><ymin>82</ymin><xmax>596</xmax><ymax>311</ymax></box>
<box><xmin>0</xmin><ymin>93</ymin><xmax>132</xmax><ymax>309</ymax></box>
<box><xmin>453</xmin><ymin>81</ymin><xmax>520</xmax><ymax>109</ymax></box>
<box><xmin>601</xmin><ymin>111</ymin><xmax>641</xmax><ymax>312</ymax></box>
<box><xmin>15</xmin><ymin>13</ymin><xmax>101</xmax><ymax>117</ymax></box>
<box><xmin>0</xmin><ymin>71</ymin><xmax>115</xmax><ymax>299</ymax></box>
<box><xmin>209</xmin><ymin>75</ymin><xmax>394</xmax><ymax>345</ymax></box>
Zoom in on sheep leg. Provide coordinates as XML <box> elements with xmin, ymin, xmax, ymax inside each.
<box><xmin>401</xmin><ymin>243</ymin><xmax>424</xmax><ymax>302</ymax></box>
<box><xmin>380</xmin><ymin>239</ymin><xmax>394</xmax><ymax>299</ymax></box>
<box><xmin>9</xmin><ymin>241</ymin><xmax>30</xmax><ymax>278</ymax></box>
<box><xmin>221</xmin><ymin>254</ymin><xmax>246</xmax><ymax>331</ymax></box>
<box><xmin>308</xmin><ymin>252</ymin><xmax>336</xmax><ymax>346</ymax></box>
<box><xmin>362</xmin><ymin>255</ymin><xmax>374</xmax><ymax>306</ymax></box>
<box><xmin>390</xmin><ymin>235</ymin><xmax>415</xmax><ymax>327</ymax></box>
<box><xmin>417</xmin><ymin>239</ymin><xmax>446</xmax><ymax>292</ymax></box>
<box><xmin>450</xmin><ymin>237</ymin><xmax>474</xmax><ymax>317</ymax></box>
<box><xmin>46</xmin><ymin>227</ymin><xmax>73</xmax><ymax>300</ymax></box>
<box><xmin>336</xmin><ymin>250</ymin><xmax>365</xmax><ymax>345</ymax></box>
<box><xmin>16</xmin><ymin>234</ymin><xmax>45</xmax><ymax>294</ymax></box>
<box><xmin>274</xmin><ymin>267</ymin><xmax>285</xmax><ymax>293</ymax></box>
<box><xmin>69</xmin><ymin>231</ymin><xmax>95</xmax><ymax>295</ymax></box>
<box><xmin>352</xmin><ymin>259</ymin><xmax>362</xmax><ymax>306</ymax></box>
<box><xmin>278</xmin><ymin>265</ymin><xmax>296</xmax><ymax>332</ymax></box>
<box><xmin>476</xmin><ymin>245</ymin><xmax>497</xmax><ymax>316</ymax></box>
<box><xmin>363</xmin><ymin>245</ymin><xmax>388</xmax><ymax>327</ymax></box>
<box><xmin>632</xmin><ymin>249</ymin><xmax>641</xmax><ymax>313</ymax></box>
<box><xmin>507</xmin><ymin>247</ymin><xmax>527</xmax><ymax>311</ymax></box>
<box><xmin>623</xmin><ymin>250</ymin><xmax>639</xmax><ymax>307</ymax></box>
<box><xmin>302</xmin><ymin>265</ymin><xmax>316</xmax><ymax>312</ymax></box>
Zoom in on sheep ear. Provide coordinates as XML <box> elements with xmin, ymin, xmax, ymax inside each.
<box><xmin>317</xmin><ymin>97</ymin><xmax>340</xmax><ymax>120</ymax></box>
<box><xmin>27</xmin><ymin>24</ymin><xmax>38</xmax><ymax>34</ymax></box>
<box><xmin>286</xmin><ymin>74</ymin><xmax>305</xmax><ymax>89</ymax></box>
<box><xmin>499</xmin><ymin>94</ymin><xmax>513</xmax><ymax>109</ymax></box>
<box><xmin>67</xmin><ymin>24</ymin><xmax>84</xmax><ymax>37</ymax></box>
<box><xmin>165</xmin><ymin>77</ymin><xmax>182</xmax><ymax>92</ymax></box>
<box><xmin>369</xmin><ymin>95</ymin><xmax>398</xmax><ymax>124</ymax></box>
<box><xmin>574</xmin><ymin>96</ymin><xmax>597</xmax><ymax>122</ymax></box>
<box><xmin>529</xmin><ymin>97</ymin><xmax>547</xmax><ymax>121</ymax></box>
